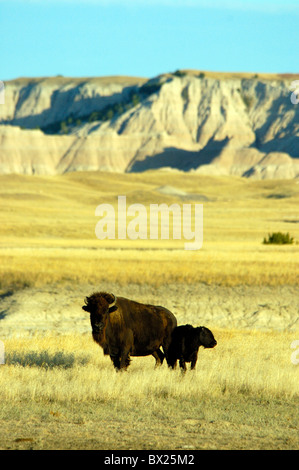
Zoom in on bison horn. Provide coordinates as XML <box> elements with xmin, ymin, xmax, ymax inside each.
<box><xmin>108</xmin><ymin>293</ymin><xmax>116</xmax><ymax>307</ymax></box>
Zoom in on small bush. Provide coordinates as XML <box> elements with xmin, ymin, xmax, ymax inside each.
<box><xmin>104</xmin><ymin>109</ymin><xmax>114</xmax><ymax>121</ymax></box>
<box><xmin>139</xmin><ymin>81</ymin><xmax>162</xmax><ymax>97</ymax></box>
<box><xmin>263</xmin><ymin>232</ymin><xmax>294</xmax><ymax>245</ymax></box>
<box><xmin>131</xmin><ymin>93</ymin><xmax>140</xmax><ymax>107</ymax></box>
<box><xmin>173</xmin><ymin>70</ymin><xmax>186</xmax><ymax>77</ymax></box>
<box><xmin>60</xmin><ymin>121</ymin><xmax>68</xmax><ymax>134</ymax></box>
<box><xmin>88</xmin><ymin>111</ymin><xmax>99</xmax><ymax>122</ymax></box>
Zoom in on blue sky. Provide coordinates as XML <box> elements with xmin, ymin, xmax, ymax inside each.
<box><xmin>1</xmin><ymin>0</ymin><xmax>298</xmax><ymax>80</ymax></box>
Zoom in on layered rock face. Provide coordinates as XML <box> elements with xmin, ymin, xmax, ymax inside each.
<box><xmin>0</xmin><ymin>72</ymin><xmax>298</xmax><ymax>178</ymax></box>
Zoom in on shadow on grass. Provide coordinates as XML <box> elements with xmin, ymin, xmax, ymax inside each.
<box><xmin>6</xmin><ymin>350</ymin><xmax>89</xmax><ymax>369</ymax></box>
<box><xmin>0</xmin><ymin>289</ymin><xmax>14</xmax><ymax>320</ymax></box>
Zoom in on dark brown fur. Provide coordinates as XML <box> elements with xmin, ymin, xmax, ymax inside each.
<box><xmin>167</xmin><ymin>324</ymin><xmax>217</xmax><ymax>372</ymax></box>
<box><xmin>82</xmin><ymin>292</ymin><xmax>177</xmax><ymax>370</ymax></box>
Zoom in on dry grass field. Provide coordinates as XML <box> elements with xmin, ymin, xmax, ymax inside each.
<box><xmin>1</xmin><ymin>171</ymin><xmax>298</xmax><ymax>289</ymax></box>
<box><xmin>0</xmin><ymin>329</ymin><xmax>298</xmax><ymax>450</ymax></box>
<box><xmin>0</xmin><ymin>171</ymin><xmax>298</xmax><ymax>450</ymax></box>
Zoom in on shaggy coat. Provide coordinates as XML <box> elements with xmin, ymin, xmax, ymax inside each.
<box><xmin>82</xmin><ymin>292</ymin><xmax>177</xmax><ymax>370</ymax></box>
<box><xmin>167</xmin><ymin>324</ymin><xmax>217</xmax><ymax>371</ymax></box>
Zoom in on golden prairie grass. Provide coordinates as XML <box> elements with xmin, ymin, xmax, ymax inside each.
<box><xmin>0</xmin><ymin>171</ymin><xmax>299</xmax><ymax>449</ymax></box>
<box><xmin>1</xmin><ymin>330</ymin><xmax>298</xmax><ymax>449</ymax></box>
<box><xmin>0</xmin><ymin>243</ymin><xmax>298</xmax><ymax>289</ymax></box>
<box><xmin>0</xmin><ymin>171</ymin><xmax>298</xmax><ymax>289</ymax></box>
<box><xmin>1</xmin><ymin>329</ymin><xmax>298</xmax><ymax>403</ymax></box>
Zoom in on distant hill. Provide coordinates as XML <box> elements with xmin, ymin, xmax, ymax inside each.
<box><xmin>0</xmin><ymin>70</ymin><xmax>298</xmax><ymax>178</ymax></box>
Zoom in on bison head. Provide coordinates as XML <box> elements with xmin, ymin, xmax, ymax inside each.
<box><xmin>82</xmin><ymin>292</ymin><xmax>116</xmax><ymax>334</ymax></box>
<box><xmin>197</xmin><ymin>326</ymin><xmax>217</xmax><ymax>349</ymax></box>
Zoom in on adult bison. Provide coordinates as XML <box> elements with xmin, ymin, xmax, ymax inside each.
<box><xmin>82</xmin><ymin>292</ymin><xmax>177</xmax><ymax>370</ymax></box>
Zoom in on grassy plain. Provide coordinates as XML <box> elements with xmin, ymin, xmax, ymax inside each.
<box><xmin>0</xmin><ymin>171</ymin><xmax>298</xmax><ymax>450</ymax></box>
<box><xmin>1</xmin><ymin>329</ymin><xmax>298</xmax><ymax>450</ymax></box>
<box><xmin>0</xmin><ymin>171</ymin><xmax>298</xmax><ymax>289</ymax></box>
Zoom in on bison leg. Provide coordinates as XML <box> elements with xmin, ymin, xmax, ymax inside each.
<box><xmin>190</xmin><ymin>351</ymin><xmax>198</xmax><ymax>370</ymax></box>
<box><xmin>119</xmin><ymin>341</ymin><xmax>133</xmax><ymax>370</ymax></box>
<box><xmin>111</xmin><ymin>353</ymin><xmax>130</xmax><ymax>371</ymax></box>
<box><xmin>164</xmin><ymin>344</ymin><xmax>178</xmax><ymax>369</ymax></box>
<box><xmin>119</xmin><ymin>352</ymin><xmax>131</xmax><ymax>370</ymax></box>
<box><xmin>125</xmin><ymin>355</ymin><xmax>131</xmax><ymax>367</ymax></box>
<box><xmin>152</xmin><ymin>349</ymin><xmax>164</xmax><ymax>367</ymax></box>
<box><xmin>110</xmin><ymin>354</ymin><xmax>121</xmax><ymax>370</ymax></box>
<box><xmin>179</xmin><ymin>357</ymin><xmax>187</xmax><ymax>372</ymax></box>
<box><xmin>109</xmin><ymin>345</ymin><xmax>121</xmax><ymax>370</ymax></box>
<box><xmin>119</xmin><ymin>333</ymin><xmax>134</xmax><ymax>370</ymax></box>
<box><xmin>166</xmin><ymin>356</ymin><xmax>177</xmax><ymax>369</ymax></box>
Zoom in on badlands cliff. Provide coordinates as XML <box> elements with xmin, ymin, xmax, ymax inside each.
<box><xmin>0</xmin><ymin>71</ymin><xmax>298</xmax><ymax>178</ymax></box>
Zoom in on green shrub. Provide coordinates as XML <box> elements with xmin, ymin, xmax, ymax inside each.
<box><xmin>88</xmin><ymin>111</ymin><xmax>99</xmax><ymax>122</ymax></box>
<box><xmin>263</xmin><ymin>232</ymin><xmax>294</xmax><ymax>245</ymax></box>
<box><xmin>41</xmin><ymin>80</ymin><xmax>165</xmax><ymax>135</ymax></box>
<box><xmin>131</xmin><ymin>93</ymin><xmax>140</xmax><ymax>107</ymax></box>
<box><xmin>173</xmin><ymin>70</ymin><xmax>186</xmax><ymax>77</ymax></box>
<box><xmin>105</xmin><ymin>109</ymin><xmax>114</xmax><ymax>121</ymax></box>
<box><xmin>60</xmin><ymin>121</ymin><xmax>68</xmax><ymax>134</ymax></box>
<box><xmin>139</xmin><ymin>81</ymin><xmax>162</xmax><ymax>97</ymax></box>
<box><xmin>114</xmin><ymin>103</ymin><xmax>124</xmax><ymax>115</ymax></box>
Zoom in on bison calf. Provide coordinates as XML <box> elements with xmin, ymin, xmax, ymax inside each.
<box><xmin>167</xmin><ymin>324</ymin><xmax>217</xmax><ymax>372</ymax></box>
